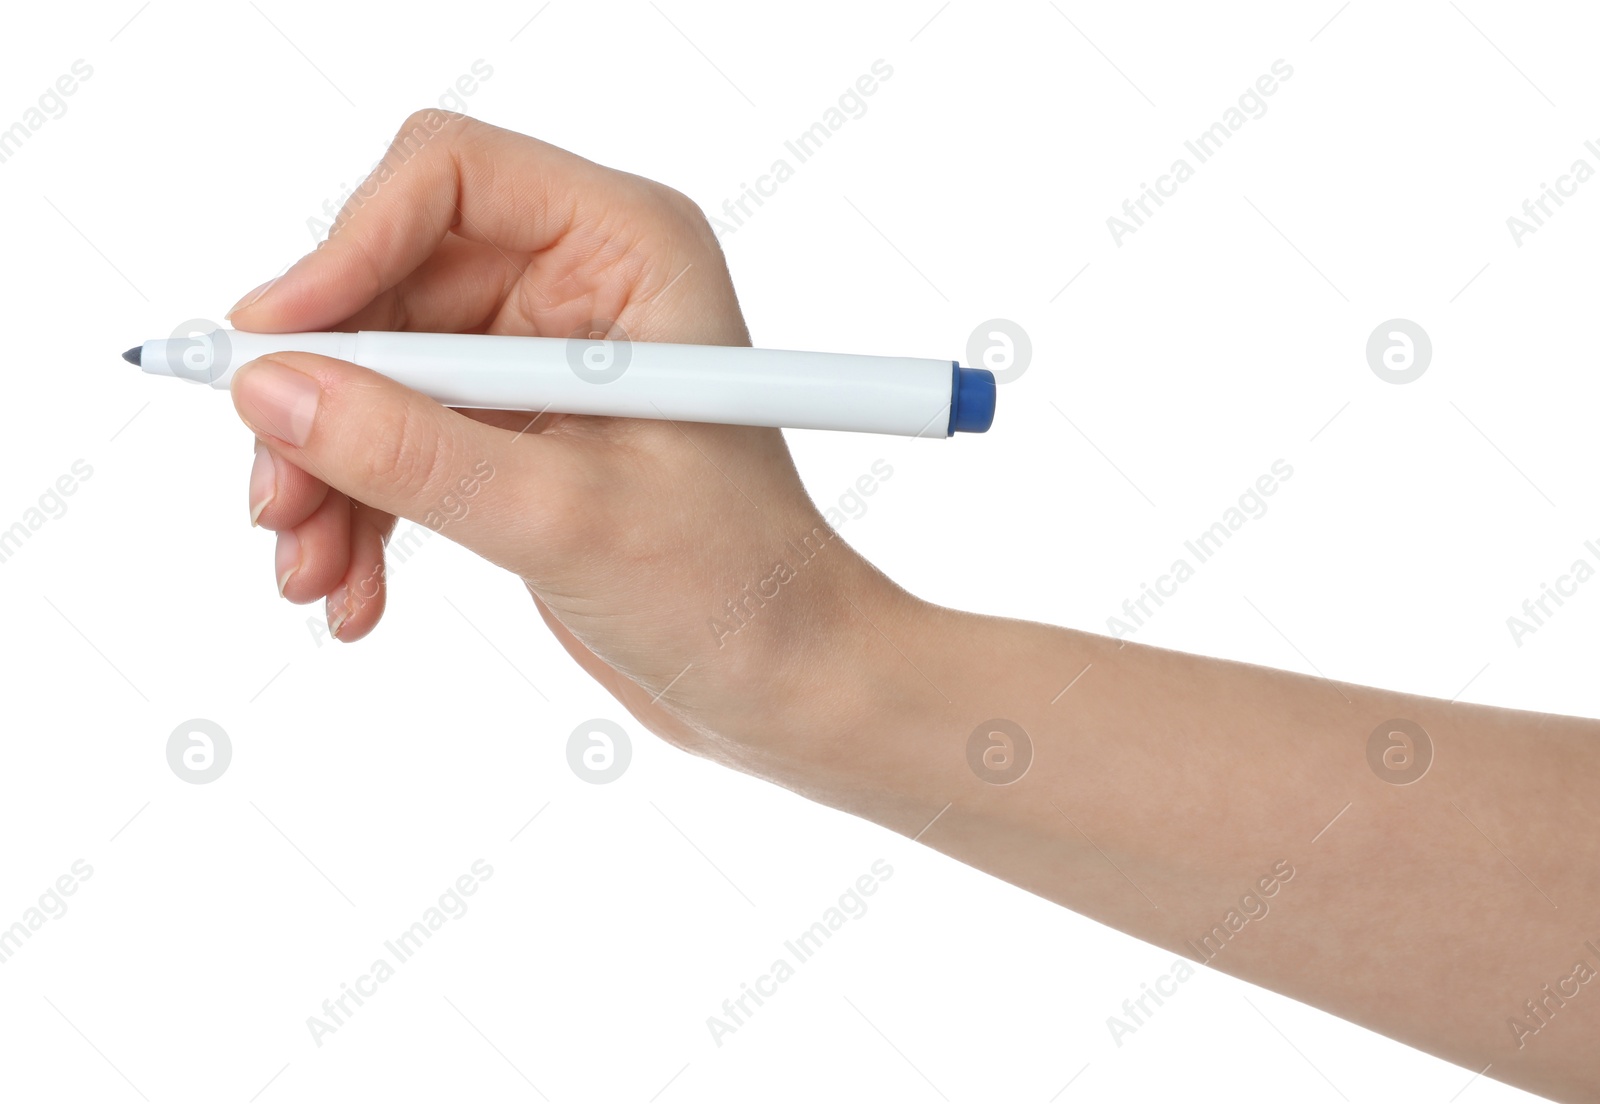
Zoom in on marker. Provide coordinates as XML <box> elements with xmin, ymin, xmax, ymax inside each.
<box><xmin>122</xmin><ymin>328</ymin><xmax>996</xmax><ymax>437</ymax></box>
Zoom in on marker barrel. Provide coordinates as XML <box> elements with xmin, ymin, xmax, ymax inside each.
<box><xmin>138</xmin><ymin>329</ymin><xmax>994</xmax><ymax>437</ymax></box>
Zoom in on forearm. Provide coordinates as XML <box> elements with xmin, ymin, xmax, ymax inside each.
<box><xmin>784</xmin><ymin>592</ymin><xmax>1600</xmax><ymax>1102</ymax></box>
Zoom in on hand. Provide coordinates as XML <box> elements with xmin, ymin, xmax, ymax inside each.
<box><xmin>223</xmin><ymin>117</ymin><xmax>1600</xmax><ymax>1104</ymax></box>
<box><xmin>229</xmin><ymin>112</ymin><xmax>912</xmax><ymax>776</ymax></box>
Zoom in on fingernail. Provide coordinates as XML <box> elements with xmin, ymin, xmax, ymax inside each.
<box><xmin>249</xmin><ymin>440</ymin><xmax>275</xmax><ymax>526</ymax></box>
<box><xmin>327</xmin><ymin>585</ymin><xmax>351</xmax><ymax>640</ymax></box>
<box><xmin>226</xmin><ymin>276</ymin><xmax>279</xmax><ymax>320</ymax></box>
<box><xmin>276</xmin><ymin>529</ymin><xmax>300</xmax><ymax>597</ymax></box>
<box><xmin>235</xmin><ymin>358</ymin><xmax>319</xmax><ymax>448</ymax></box>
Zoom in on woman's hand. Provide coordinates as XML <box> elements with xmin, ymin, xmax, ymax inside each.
<box><xmin>229</xmin><ymin>111</ymin><xmax>912</xmax><ymax>777</ymax></box>
<box><xmin>227</xmin><ymin>113</ymin><xmax>1600</xmax><ymax>1104</ymax></box>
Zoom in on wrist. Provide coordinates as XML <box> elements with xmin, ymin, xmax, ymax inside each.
<box><xmin>762</xmin><ymin>586</ymin><xmax>1102</xmax><ymax>840</ymax></box>
<box><xmin>748</xmin><ymin>565</ymin><xmax>963</xmax><ymax>824</ymax></box>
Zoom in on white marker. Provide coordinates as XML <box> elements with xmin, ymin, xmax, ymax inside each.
<box><xmin>124</xmin><ymin>328</ymin><xmax>996</xmax><ymax>437</ymax></box>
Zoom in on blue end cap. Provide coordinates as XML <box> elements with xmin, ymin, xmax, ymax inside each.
<box><xmin>949</xmin><ymin>363</ymin><xmax>996</xmax><ymax>435</ymax></box>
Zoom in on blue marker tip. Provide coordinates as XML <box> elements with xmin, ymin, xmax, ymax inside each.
<box><xmin>950</xmin><ymin>364</ymin><xmax>997</xmax><ymax>434</ymax></box>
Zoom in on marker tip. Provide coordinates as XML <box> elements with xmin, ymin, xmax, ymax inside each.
<box><xmin>121</xmin><ymin>346</ymin><xmax>141</xmax><ymax>366</ymax></box>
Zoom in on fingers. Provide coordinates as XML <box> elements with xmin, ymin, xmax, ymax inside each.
<box><xmin>250</xmin><ymin>438</ymin><xmax>328</xmax><ymax>530</ymax></box>
<box><xmin>227</xmin><ymin>112</ymin><xmax>617</xmax><ymax>333</ymax></box>
<box><xmin>322</xmin><ymin>232</ymin><xmax>517</xmax><ymax>336</ymax></box>
<box><xmin>276</xmin><ymin>488</ymin><xmax>351</xmax><ymax>602</ymax></box>
<box><xmin>230</xmin><ymin>350</ymin><xmax>573</xmax><ymax>572</ymax></box>
<box><xmin>326</xmin><ymin>505</ymin><xmax>390</xmax><ymax>643</ymax></box>
<box><xmin>251</xmin><ymin>432</ymin><xmax>398</xmax><ymax>639</ymax></box>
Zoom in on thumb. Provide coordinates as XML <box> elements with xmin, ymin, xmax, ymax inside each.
<box><xmin>230</xmin><ymin>351</ymin><xmax>565</xmax><ymax>569</ymax></box>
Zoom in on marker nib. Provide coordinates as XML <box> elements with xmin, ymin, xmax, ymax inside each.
<box><xmin>121</xmin><ymin>345</ymin><xmax>141</xmax><ymax>366</ymax></box>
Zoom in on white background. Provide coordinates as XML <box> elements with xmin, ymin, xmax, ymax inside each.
<box><xmin>1</xmin><ymin>1</ymin><xmax>1594</xmax><ymax>1101</ymax></box>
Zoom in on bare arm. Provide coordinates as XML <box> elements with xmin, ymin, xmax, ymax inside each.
<box><xmin>786</xmin><ymin>595</ymin><xmax>1600</xmax><ymax>1103</ymax></box>
<box><xmin>228</xmin><ymin>112</ymin><xmax>1600</xmax><ymax>1103</ymax></box>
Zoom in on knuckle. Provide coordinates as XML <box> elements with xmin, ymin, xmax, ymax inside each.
<box><xmin>356</xmin><ymin>397</ymin><xmax>447</xmax><ymax>503</ymax></box>
<box><xmin>655</xmin><ymin>184</ymin><xmax>722</xmax><ymax>251</ymax></box>
<box><xmin>655</xmin><ymin>182</ymin><xmax>706</xmax><ymax>224</ymax></box>
<box><xmin>529</xmin><ymin>457</ymin><xmax>607</xmax><ymax>565</ymax></box>
<box><xmin>389</xmin><ymin>109</ymin><xmax>469</xmax><ymax>165</ymax></box>
<box><xmin>398</xmin><ymin>107</ymin><xmax>454</xmax><ymax>140</ymax></box>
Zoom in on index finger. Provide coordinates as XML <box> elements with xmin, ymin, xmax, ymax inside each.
<box><xmin>227</xmin><ymin>111</ymin><xmax>612</xmax><ymax>333</ymax></box>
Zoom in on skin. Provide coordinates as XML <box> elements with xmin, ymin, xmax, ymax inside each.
<box><xmin>231</xmin><ymin>111</ymin><xmax>1600</xmax><ymax>1103</ymax></box>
